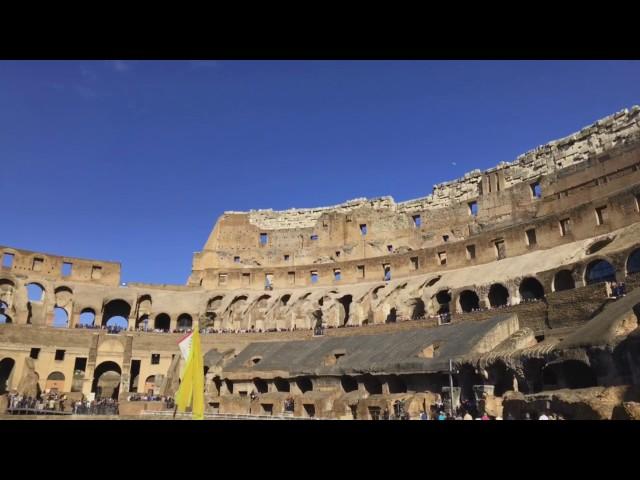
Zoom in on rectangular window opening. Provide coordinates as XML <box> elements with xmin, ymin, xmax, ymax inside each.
<box><xmin>531</xmin><ymin>182</ymin><xmax>542</xmax><ymax>199</ymax></box>
<box><xmin>494</xmin><ymin>240</ymin><xmax>506</xmax><ymax>260</ymax></box>
<box><xmin>242</xmin><ymin>273</ymin><xmax>251</xmax><ymax>286</ymax></box>
<box><xmin>410</xmin><ymin>256</ymin><xmax>419</xmax><ymax>270</ymax></box>
<box><xmin>233</xmin><ymin>256</ymin><xmax>240</xmax><ymax>263</ymax></box>
<box><xmin>438</xmin><ymin>251</ymin><xmax>447</xmax><ymax>266</ymax></box>
<box><xmin>466</xmin><ymin>245</ymin><xmax>476</xmax><ymax>260</ymax></box>
<box><xmin>288</xmin><ymin>271</ymin><xmax>296</xmax><ymax>285</ymax></box>
<box><xmin>357</xmin><ymin>265</ymin><xmax>365</xmax><ymax>279</ymax></box>
<box><xmin>335</xmin><ymin>251</ymin><xmax>341</xmax><ymax>258</ymax></box>
<box><xmin>91</xmin><ymin>265</ymin><xmax>102</xmax><ymax>279</ymax></box>
<box><xmin>265</xmin><ymin>273</ymin><xmax>273</xmax><ymax>288</ymax></box>
<box><xmin>595</xmin><ymin>206</ymin><xmax>607</xmax><ymax>226</ymax></box>
<box><xmin>310</xmin><ymin>271</ymin><xmax>319</xmax><ymax>284</ymax></box>
<box><xmin>32</xmin><ymin>257</ymin><xmax>43</xmax><ymax>271</ymax></box>
<box><xmin>259</xmin><ymin>233</ymin><xmax>268</xmax><ymax>246</ymax></box>
<box><xmin>151</xmin><ymin>353</ymin><xmax>160</xmax><ymax>365</ymax></box>
<box><xmin>383</xmin><ymin>264</ymin><xmax>391</xmax><ymax>281</ymax></box>
<box><xmin>442</xmin><ymin>235</ymin><xmax>449</xmax><ymax>242</ymax></box>
<box><xmin>387</xmin><ymin>245</ymin><xmax>393</xmax><ymax>252</ymax></box>
<box><xmin>468</xmin><ymin>201</ymin><xmax>478</xmax><ymax>217</ymax></box>
<box><xmin>412</xmin><ymin>214</ymin><xmax>422</xmax><ymax>227</ymax></box>
<box><xmin>334</xmin><ymin>269</ymin><xmax>341</xmax><ymax>281</ymax></box>
<box><xmin>359</xmin><ymin>224</ymin><xmax>367</xmax><ymax>235</ymax></box>
<box><xmin>310</xmin><ymin>234</ymin><xmax>319</xmax><ymax>241</ymax></box>
<box><xmin>2</xmin><ymin>253</ymin><xmax>14</xmax><ymax>268</ymax></box>
<box><xmin>55</xmin><ymin>349</ymin><xmax>65</xmax><ymax>361</ymax></box>
<box><xmin>62</xmin><ymin>262</ymin><xmax>72</xmax><ymax>277</ymax></box>
<box><xmin>30</xmin><ymin>348</ymin><xmax>41</xmax><ymax>359</ymax></box>
<box><xmin>560</xmin><ymin>218</ymin><xmax>571</xmax><ymax>236</ymax></box>
<box><xmin>284</xmin><ymin>254</ymin><xmax>290</xmax><ymax>261</ymax></box>
<box><xmin>526</xmin><ymin>228</ymin><xmax>537</xmax><ymax>246</ymax></box>
<box><xmin>218</xmin><ymin>274</ymin><xmax>228</xmax><ymax>285</ymax></box>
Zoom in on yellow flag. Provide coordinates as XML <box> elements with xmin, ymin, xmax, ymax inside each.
<box><xmin>175</xmin><ymin>329</ymin><xmax>205</xmax><ymax>420</ymax></box>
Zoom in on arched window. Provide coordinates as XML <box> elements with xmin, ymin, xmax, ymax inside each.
<box><xmin>488</xmin><ymin>284</ymin><xmax>509</xmax><ymax>307</ymax></box>
<box><xmin>79</xmin><ymin>309</ymin><xmax>96</xmax><ymax>326</ymax></box>
<box><xmin>154</xmin><ymin>313</ymin><xmax>170</xmax><ymax>331</ymax></box>
<box><xmin>459</xmin><ymin>290</ymin><xmax>479</xmax><ymax>313</ymax></box>
<box><xmin>177</xmin><ymin>314</ymin><xmax>193</xmax><ymax>330</ymax></box>
<box><xmin>553</xmin><ymin>270</ymin><xmax>575</xmax><ymax>292</ymax></box>
<box><xmin>102</xmin><ymin>299</ymin><xmax>131</xmax><ymax>328</ymax></box>
<box><xmin>519</xmin><ymin>277</ymin><xmax>545</xmax><ymax>300</ymax></box>
<box><xmin>585</xmin><ymin>260</ymin><xmax>616</xmax><ymax>285</ymax></box>
<box><xmin>626</xmin><ymin>248</ymin><xmax>640</xmax><ymax>275</ymax></box>
<box><xmin>26</xmin><ymin>283</ymin><xmax>45</xmax><ymax>302</ymax></box>
<box><xmin>53</xmin><ymin>307</ymin><xmax>69</xmax><ymax>328</ymax></box>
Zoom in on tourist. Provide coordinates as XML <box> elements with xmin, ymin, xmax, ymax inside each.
<box><xmin>463</xmin><ymin>411</ymin><xmax>473</xmax><ymax>420</ymax></box>
<box><xmin>538</xmin><ymin>412</ymin><xmax>549</xmax><ymax>420</ymax></box>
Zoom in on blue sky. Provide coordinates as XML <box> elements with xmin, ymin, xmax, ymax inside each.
<box><xmin>1</xmin><ymin>60</ymin><xmax>639</xmax><ymax>285</ymax></box>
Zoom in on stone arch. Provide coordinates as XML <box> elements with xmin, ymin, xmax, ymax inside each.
<box><xmin>144</xmin><ymin>375</ymin><xmax>157</xmax><ymax>394</ymax></box>
<box><xmin>177</xmin><ymin>313</ymin><xmax>193</xmax><ymax>331</ymax></box>
<box><xmin>337</xmin><ymin>295</ymin><xmax>353</xmax><ymax>326</ymax></box>
<box><xmin>79</xmin><ymin>308</ymin><xmax>96</xmax><ymax>326</ymax></box>
<box><xmin>102</xmin><ymin>299</ymin><xmax>131</xmax><ymax>328</ymax></box>
<box><xmin>553</xmin><ymin>270</ymin><xmax>575</xmax><ymax>292</ymax></box>
<box><xmin>585</xmin><ymin>259</ymin><xmax>616</xmax><ymax>285</ymax></box>
<box><xmin>488</xmin><ymin>283</ymin><xmax>509</xmax><ymax>307</ymax></box>
<box><xmin>0</xmin><ymin>357</ymin><xmax>16</xmax><ymax>394</ymax></box>
<box><xmin>207</xmin><ymin>296</ymin><xmax>224</xmax><ymax>311</ymax></box>
<box><xmin>135</xmin><ymin>295</ymin><xmax>152</xmax><ymax>326</ymax></box>
<box><xmin>0</xmin><ymin>300</ymin><xmax>11</xmax><ymax>324</ymax></box>
<box><xmin>279</xmin><ymin>294</ymin><xmax>291</xmax><ymax>306</ymax></box>
<box><xmin>387</xmin><ymin>375</ymin><xmax>407</xmax><ymax>394</ymax></box>
<box><xmin>53</xmin><ymin>306</ymin><xmax>69</xmax><ymax>328</ymax></box>
<box><xmin>519</xmin><ymin>277</ymin><xmax>545</xmax><ymax>300</ymax></box>
<box><xmin>45</xmin><ymin>371</ymin><xmax>65</xmax><ymax>393</ymax></box>
<box><xmin>26</xmin><ymin>282</ymin><xmax>45</xmax><ymax>302</ymax></box>
<box><xmin>434</xmin><ymin>289</ymin><xmax>452</xmax><ymax>314</ymax></box>
<box><xmin>458</xmin><ymin>290</ymin><xmax>480</xmax><ymax>313</ymax></box>
<box><xmin>408</xmin><ymin>297</ymin><xmax>426</xmax><ymax>320</ymax></box>
<box><xmin>626</xmin><ymin>248</ymin><xmax>640</xmax><ymax>275</ymax></box>
<box><xmin>154</xmin><ymin>313</ymin><xmax>170</xmax><ymax>331</ymax></box>
<box><xmin>91</xmin><ymin>361</ymin><xmax>122</xmax><ymax>399</ymax></box>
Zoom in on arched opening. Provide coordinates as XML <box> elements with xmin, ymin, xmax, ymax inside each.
<box><xmin>45</xmin><ymin>371</ymin><xmax>65</xmax><ymax>393</ymax></box>
<box><xmin>102</xmin><ymin>299</ymin><xmax>131</xmax><ymax>328</ymax></box>
<box><xmin>0</xmin><ymin>358</ymin><xmax>16</xmax><ymax>394</ymax></box>
<box><xmin>53</xmin><ymin>307</ymin><xmax>69</xmax><ymax>328</ymax></box>
<box><xmin>459</xmin><ymin>290</ymin><xmax>480</xmax><ymax>313</ymax></box>
<box><xmin>136</xmin><ymin>314</ymin><xmax>149</xmax><ymax>330</ymax></box>
<box><xmin>410</xmin><ymin>298</ymin><xmax>426</xmax><ymax>320</ymax></box>
<box><xmin>489</xmin><ymin>362</ymin><xmax>514</xmax><ymax>396</ymax></box>
<box><xmin>585</xmin><ymin>260</ymin><xmax>616</xmax><ymax>285</ymax></box>
<box><xmin>553</xmin><ymin>270</ymin><xmax>575</xmax><ymax>292</ymax></box>
<box><xmin>91</xmin><ymin>361</ymin><xmax>122</xmax><ymax>399</ymax></box>
<box><xmin>340</xmin><ymin>375</ymin><xmax>358</xmax><ymax>393</ymax></box>
<box><xmin>207</xmin><ymin>296</ymin><xmax>224</xmax><ymax>311</ymax></box>
<box><xmin>338</xmin><ymin>295</ymin><xmax>352</xmax><ymax>326</ymax></box>
<box><xmin>385</xmin><ymin>307</ymin><xmax>397</xmax><ymax>323</ymax></box>
<box><xmin>519</xmin><ymin>277</ymin><xmax>545</xmax><ymax>300</ymax></box>
<box><xmin>154</xmin><ymin>313</ymin><xmax>170</xmax><ymax>331</ymax></box>
<box><xmin>253</xmin><ymin>378</ymin><xmax>268</xmax><ymax>394</ymax></box>
<box><xmin>296</xmin><ymin>376</ymin><xmax>313</xmax><ymax>393</ymax></box>
<box><xmin>280</xmin><ymin>294</ymin><xmax>291</xmax><ymax>306</ymax></box>
<box><xmin>79</xmin><ymin>309</ymin><xmax>96</xmax><ymax>327</ymax></box>
<box><xmin>212</xmin><ymin>376</ymin><xmax>222</xmax><ymax>396</ymax></box>
<box><xmin>436</xmin><ymin>290</ymin><xmax>452</xmax><ymax>314</ymax></box>
<box><xmin>561</xmin><ymin>361</ymin><xmax>597</xmax><ymax>389</ymax></box>
<box><xmin>586</xmin><ymin>237</ymin><xmax>615</xmax><ymax>255</ymax></box>
<box><xmin>488</xmin><ymin>284</ymin><xmax>509</xmax><ymax>307</ymax></box>
<box><xmin>26</xmin><ymin>283</ymin><xmax>45</xmax><ymax>302</ymax></box>
<box><xmin>144</xmin><ymin>375</ymin><xmax>156</xmax><ymax>395</ymax></box>
<box><xmin>362</xmin><ymin>375</ymin><xmax>382</xmax><ymax>395</ymax></box>
<box><xmin>177</xmin><ymin>314</ymin><xmax>193</xmax><ymax>331</ymax></box>
<box><xmin>0</xmin><ymin>301</ymin><xmax>11</xmax><ymax>324</ymax></box>
<box><xmin>626</xmin><ymin>248</ymin><xmax>640</xmax><ymax>275</ymax></box>
<box><xmin>273</xmin><ymin>377</ymin><xmax>290</xmax><ymax>392</ymax></box>
<box><xmin>387</xmin><ymin>375</ymin><xmax>407</xmax><ymax>394</ymax></box>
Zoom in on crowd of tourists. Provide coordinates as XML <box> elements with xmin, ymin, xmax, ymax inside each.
<box><xmin>7</xmin><ymin>391</ymin><xmax>68</xmax><ymax>412</ymax></box>
<box><xmin>606</xmin><ymin>281</ymin><xmax>627</xmax><ymax>298</ymax></box>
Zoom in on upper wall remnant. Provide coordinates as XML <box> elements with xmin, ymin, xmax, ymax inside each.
<box><xmin>226</xmin><ymin>106</ymin><xmax>640</xmax><ymax>230</ymax></box>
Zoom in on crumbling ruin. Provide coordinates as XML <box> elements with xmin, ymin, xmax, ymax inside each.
<box><xmin>2</xmin><ymin>106</ymin><xmax>640</xmax><ymax>419</ymax></box>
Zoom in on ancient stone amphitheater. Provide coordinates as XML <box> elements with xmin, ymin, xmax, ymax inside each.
<box><xmin>2</xmin><ymin>106</ymin><xmax>640</xmax><ymax>419</ymax></box>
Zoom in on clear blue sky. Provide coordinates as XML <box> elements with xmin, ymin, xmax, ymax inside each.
<box><xmin>2</xmin><ymin>60</ymin><xmax>639</xmax><ymax>285</ymax></box>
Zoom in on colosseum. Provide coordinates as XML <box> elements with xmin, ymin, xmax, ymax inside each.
<box><xmin>2</xmin><ymin>106</ymin><xmax>640</xmax><ymax>420</ymax></box>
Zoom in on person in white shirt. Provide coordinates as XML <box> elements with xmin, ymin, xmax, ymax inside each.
<box><xmin>538</xmin><ymin>413</ymin><xmax>549</xmax><ymax>420</ymax></box>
